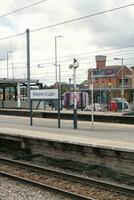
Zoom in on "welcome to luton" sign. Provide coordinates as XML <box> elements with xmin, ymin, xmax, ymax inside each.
<box><xmin>31</xmin><ymin>89</ymin><xmax>58</xmax><ymax>100</ymax></box>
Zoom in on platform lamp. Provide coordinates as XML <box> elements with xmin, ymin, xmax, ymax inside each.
<box><xmin>69</xmin><ymin>59</ymin><xmax>79</xmax><ymax>129</ymax></box>
<box><xmin>7</xmin><ymin>51</ymin><xmax>13</xmax><ymax>79</ymax></box>
<box><xmin>108</xmin><ymin>82</ymin><xmax>111</xmax><ymax>111</ymax></box>
<box><xmin>114</xmin><ymin>57</ymin><xmax>124</xmax><ymax>112</ymax></box>
<box><xmin>55</xmin><ymin>35</ymin><xmax>62</xmax><ymax>83</ymax></box>
<box><xmin>55</xmin><ymin>35</ymin><xmax>63</xmax><ymax>128</ymax></box>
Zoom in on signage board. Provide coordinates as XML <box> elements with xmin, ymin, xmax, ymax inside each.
<box><xmin>31</xmin><ymin>89</ymin><xmax>58</xmax><ymax>100</ymax></box>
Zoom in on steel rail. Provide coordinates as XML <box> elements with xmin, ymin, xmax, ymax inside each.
<box><xmin>0</xmin><ymin>156</ymin><xmax>133</xmax><ymax>197</ymax></box>
<box><xmin>0</xmin><ymin>170</ymin><xmax>94</xmax><ymax>200</ymax></box>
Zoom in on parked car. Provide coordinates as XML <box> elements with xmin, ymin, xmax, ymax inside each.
<box><xmin>111</xmin><ymin>98</ymin><xmax>131</xmax><ymax>111</ymax></box>
<box><xmin>124</xmin><ymin>101</ymin><xmax>131</xmax><ymax>111</ymax></box>
<box><xmin>84</xmin><ymin>103</ymin><xmax>103</xmax><ymax>111</ymax></box>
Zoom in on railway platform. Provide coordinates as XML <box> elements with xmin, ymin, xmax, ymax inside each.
<box><xmin>0</xmin><ymin>121</ymin><xmax>133</xmax><ymax>183</ymax></box>
<box><xmin>0</xmin><ymin>108</ymin><xmax>134</xmax><ymax>124</ymax></box>
<box><xmin>0</xmin><ymin>122</ymin><xmax>133</xmax><ymax>152</ymax></box>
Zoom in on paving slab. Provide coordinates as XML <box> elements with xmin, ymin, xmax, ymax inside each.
<box><xmin>0</xmin><ymin>123</ymin><xmax>133</xmax><ymax>153</ymax></box>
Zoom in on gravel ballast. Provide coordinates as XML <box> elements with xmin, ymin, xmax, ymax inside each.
<box><xmin>0</xmin><ymin>175</ymin><xmax>70</xmax><ymax>200</ymax></box>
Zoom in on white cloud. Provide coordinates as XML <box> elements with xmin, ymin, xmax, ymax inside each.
<box><xmin>0</xmin><ymin>0</ymin><xmax>134</xmax><ymax>84</ymax></box>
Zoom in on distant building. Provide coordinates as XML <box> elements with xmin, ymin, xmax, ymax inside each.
<box><xmin>88</xmin><ymin>55</ymin><xmax>133</xmax><ymax>102</ymax></box>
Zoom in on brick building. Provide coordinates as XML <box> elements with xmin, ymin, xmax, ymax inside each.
<box><xmin>88</xmin><ymin>55</ymin><xmax>133</xmax><ymax>103</ymax></box>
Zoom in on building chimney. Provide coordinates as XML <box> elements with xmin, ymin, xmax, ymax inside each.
<box><xmin>95</xmin><ymin>55</ymin><xmax>106</xmax><ymax>69</ymax></box>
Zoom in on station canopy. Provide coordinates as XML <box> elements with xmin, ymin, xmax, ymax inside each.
<box><xmin>0</xmin><ymin>78</ymin><xmax>42</xmax><ymax>88</ymax></box>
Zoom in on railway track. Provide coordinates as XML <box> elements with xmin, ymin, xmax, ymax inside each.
<box><xmin>0</xmin><ymin>171</ymin><xmax>93</xmax><ymax>200</ymax></box>
<box><xmin>0</xmin><ymin>157</ymin><xmax>133</xmax><ymax>199</ymax></box>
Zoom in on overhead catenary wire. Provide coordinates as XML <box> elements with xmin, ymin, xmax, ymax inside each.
<box><xmin>2</xmin><ymin>55</ymin><xmax>134</xmax><ymax>68</ymax></box>
<box><xmin>0</xmin><ymin>0</ymin><xmax>47</xmax><ymax>18</ymax></box>
<box><xmin>31</xmin><ymin>3</ymin><xmax>134</xmax><ymax>33</ymax></box>
<box><xmin>0</xmin><ymin>2</ymin><xmax>134</xmax><ymax>84</ymax></box>
<box><xmin>0</xmin><ymin>3</ymin><xmax>133</xmax><ymax>41</ymax></box>
<box><xmin>3</xmin><ymin>57</ymin><xmax>134</xmax><ymax>75</ymax></box>
<box><xmin>0</xmin><ymin>32</ymin><xmax>26</xmax><ymax>41</ymax></box>
<box><xmin>7</xmin><ymin>46</ymin><xmax>134</xmax><ymax>66</ymax></box>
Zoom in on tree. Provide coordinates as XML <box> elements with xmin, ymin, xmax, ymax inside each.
<box><xmin>61</xmin><ymin>82</ymin><xmax>68</xmax><ymax>95</ymax></box>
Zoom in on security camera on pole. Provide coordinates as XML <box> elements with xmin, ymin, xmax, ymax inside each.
<box><xmin>69</xmin><ymin>59</ymin><xmax>79</xmax><ymax>129</ymax></box>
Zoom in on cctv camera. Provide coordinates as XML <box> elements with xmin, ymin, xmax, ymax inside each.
<box><xmin>69</xmin><ymin>64</ymin><xmax>74</xmax><ymax>69</ymax></box>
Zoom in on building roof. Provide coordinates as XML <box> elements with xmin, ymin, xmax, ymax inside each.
<box><xmin>91</xmin><ymin>65</ymin><xmax>122</xmax><ymax>78</ymax></box>
<box><xmin>0</xmin><ymin>78</ymin><xmax>42</xmax><ymax>88</ymax></box>
<box><xmin>0</xmin><ymin>78</ymin><xmax>39</xmax><ymax>84</ymax></box>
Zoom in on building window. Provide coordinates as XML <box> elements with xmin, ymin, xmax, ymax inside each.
<box><xmin>124</xmin><ymin>79</ymin><xmax>128</xmax><ymax>86</ymax></box>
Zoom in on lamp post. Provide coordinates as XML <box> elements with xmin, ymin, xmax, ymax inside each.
<box><xmin>108</xmin><ymin>83</ymin><xmax>111</xmax><ymax>111</ymax></box>
<box><xmin>37</xmin><ymin>62</ymin><xmax>61</xmax><ymax>128</ymax></box>
<box><xmin>57</xmin><ymin>63</ymin><xmax>62</xmax><ymax>110</ymax></box>
<box><xmin>69</xmin><ymin>78</ymin><xmax>72</xmax><ymax>91</ymax></box>
<box><xmin>91</xmin><ymin>68</ymin><xmax>94</xmax><ymax>131</ymax></box>
<box><xmin>69</xmin><ymin>59</ymin><xmax>79</xmax><ymax>129</ymax></box>
<box><xmin>114</xmin><ymin>57</ymin><xmax>124</xmax><ymax>111</ymax></box>
<box><xmin>7</xmin><ymin>51</ymin><xmax>12</xmax><ymax>79</ymax></box>
<box><xmin>99</xmin><ymin>66</ymin><xmax>102</xmax><ymax>106</ymax></box>
<box><xmin>12</xmin><ymin>62</ymin><xmax>15</xmax><ymax>79</ymax></box>
<box><xmin>55</xmin><ymin>35</ymin><xmax>62</xmax><ymax>128</ymax></box>
<box><xmin>55</xmin><ymin>35</ymin><xmax>62</xmax><ymax>83</ymax></box>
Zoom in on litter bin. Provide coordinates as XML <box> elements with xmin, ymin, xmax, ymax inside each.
<box><xmin>110</xmin><ymin>101</ymin><xmax>118</xmax><ymax>112</ymax></box>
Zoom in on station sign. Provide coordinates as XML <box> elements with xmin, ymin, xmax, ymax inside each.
<box><xmin>31</xmin><ymin>89</ymin><xmax>58</xmax><ymax>100</ymax></box>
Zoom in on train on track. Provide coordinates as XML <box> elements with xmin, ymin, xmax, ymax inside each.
<box><xmin>63</xmin><ymin>92</ymin><xmax>89</xmax><ymax>109</ymax></box>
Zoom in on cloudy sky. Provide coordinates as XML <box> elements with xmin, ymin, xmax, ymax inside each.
<box><xmin>0</xmin><ymin>0</ymin><xmax>134</xmax><ymax>85</ymax></box>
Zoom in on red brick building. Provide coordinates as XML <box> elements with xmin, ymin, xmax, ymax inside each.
<box><xmin>88</xmin><ymin>55</ymin><xmax>132</xmax><ymax>102</ymax></box>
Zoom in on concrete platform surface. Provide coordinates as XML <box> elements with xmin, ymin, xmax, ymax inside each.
<box><xmin>0</xmin><ymin>121</ymin><xmax>134</xmax><ymax>153</ymax></box>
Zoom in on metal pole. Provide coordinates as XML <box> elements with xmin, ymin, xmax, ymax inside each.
<box><xmin>30</xmin><ymin>99</ymin><xmax>33</xmax><ymax>126</ymax></box>
<box><xmin>6</xmin><ymin>51</ymin><xmax>12</xmax><ymax>79</ymax></box>
<box><xmin>12</xmin><ymin>62</ymin><xmax>14</xmax><ymax>79</ymax></box>
<box><xmin>121</xmin><ymin>58</ymin><xmax>124</xmax><ymax>112</ymax></box>
<box><xmin>26</xmin><ymin>29</ymin><xmax>31</xmax><ymax>111</ymax></box>
<box><xmin>17</xmin><ymin>82</ymin><xmax>21</xmax><ymax>108</ymax></box>
<box><xmin>58</xmin><ymin>64</ymin><xmax>61</xmax><ymax>128</ymax></box>
<box><xmin>133</xmin><ymin>92</ymin><xmax>134</xmax><ymax>107</ymax></box>
<box><xmin>59</xmin><ymin>64</ymin><xmax>62</xmax><ymax>109</ymax></box>
<box><xmin>7</xmin><ymin>52</ymin><xmax>8</xmax><ymax>79</ymax></box>
<box><xmin>55</xmin><ymin>36</ymin><xmax>61</xmax><ymax>128</ymax></box>
<box><xmin>69</xmin><ymin>78</ymin><xmax>72</xmax><ymax>91</ymax></box>
<box><xmin>55</xmin><ymin>36</ymin><xmax>57</xmax><ymax>83</ymax></box>
<box><xmin>100</xmin><ymin>67</ymin><xmax>102</xmax><ymax>106</ymax></box>
<box><xmin>73</xmin><ymin>66</ymin><xmax>77</xmax><ymax>129</ymax></box>
<box><xmin>59</xmin><ymin>64</ymin><xmax>61</xmax><ymax>86</ymax></box>
<box><xmin>91</xmin><ymin>69</ymin><xmax>94</xmax><ymax>130</ymax></box>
